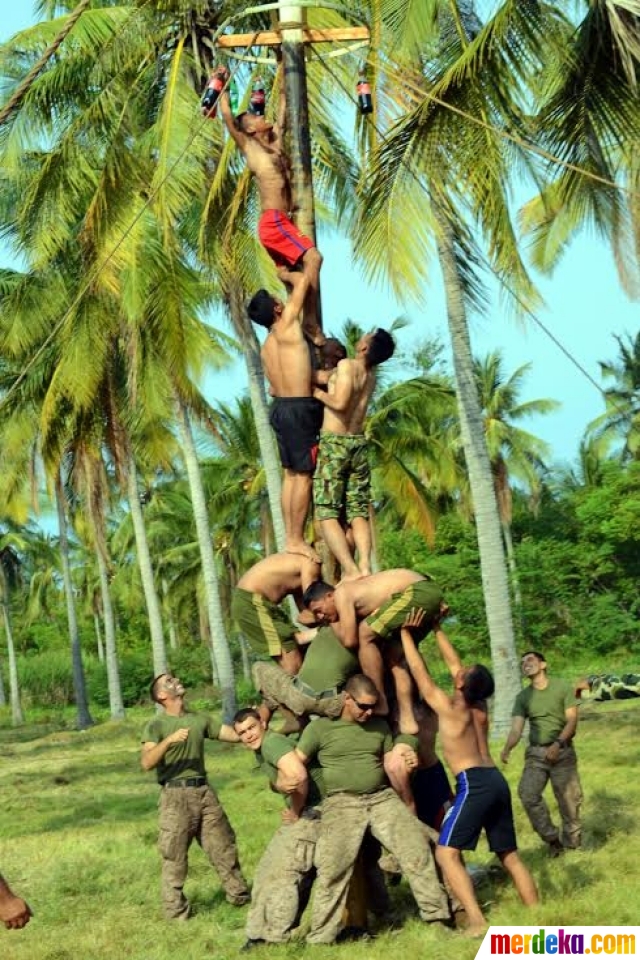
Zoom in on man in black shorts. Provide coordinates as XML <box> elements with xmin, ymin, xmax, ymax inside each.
<box><xmin>248</xmin><ymin>264</ymin><xmax>323</xmax><ymax>562</ymax></box>
<box><xmin>399</xmin><ymin>610</ymin><xmax>538</xmax><ymax>936</ymax></box>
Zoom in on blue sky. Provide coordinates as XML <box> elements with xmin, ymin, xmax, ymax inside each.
<box><xmin>2</xmin><ymin>5</ymin><xmax>638</xmax><ymax>469</ymax></box>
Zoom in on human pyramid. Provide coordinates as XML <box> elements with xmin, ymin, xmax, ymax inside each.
<box><xmin>140</xmin><ymin>65</ymin><xmax>542</xmax><ymax>948</ymax></box>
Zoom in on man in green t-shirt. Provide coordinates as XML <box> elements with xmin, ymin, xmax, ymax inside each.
<box><xmin>295</xmin><ymin>674</ymin><xmax>451</xmax><ymax>944</ymax></box>
<box><xmin>501</xmin><ymin>651</ymin><xmax>582</xmax><ymax>856</ymax></box>
<box><xmin>233</xmin><ymin>707</ymin><xmax>322</xmax><ymax>949</ymax></box>
<box><xmin>141</xmin><ymin>673</ymin><xmax>249</xmax><ymax>919</ymax></box>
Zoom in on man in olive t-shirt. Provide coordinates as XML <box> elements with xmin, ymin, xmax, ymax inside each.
<box><xmin>295</xmin><ymin>674</ymin><xmax>451</xmax><ymax>944</ymax></box>
<box><xmin>141</xmin><ymin>673</ymin><xmax>249</xmax><ymax>919</ymax></box>
<box><xmin>501</xmin><ymin>651</ymin><xmax>582</xmax><ymax>855</ymax></box>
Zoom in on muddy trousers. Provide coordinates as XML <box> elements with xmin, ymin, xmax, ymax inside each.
<box><xmin>158</xmin><ymin>784</ymin><xmax>248</xmax><ymax>919</ymax></box>
<box><xmin>307</xmin><ymin>788</ymin><xmax>450</xmax><ymax>944</ymax></box>
<box><xmin>518</xmin><ymin>745</ymin><xmax>583</xmax><ymax>849</ymax></box>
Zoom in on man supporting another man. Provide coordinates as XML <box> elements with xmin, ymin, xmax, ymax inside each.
<box><xmin>501</xmin><ymin>650</ymin><xmax>582</xmax><ymax>856</ymax></box>
<box><xmin>141</xmin><ymin>673</ymin><xmax>249</xmax><ymax>919</ymax></box>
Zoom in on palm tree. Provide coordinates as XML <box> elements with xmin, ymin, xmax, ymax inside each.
<box><xmin>590</xmin><ymin>332</ymin><xmax>640</xmax><ymax>460</ymax></box>
<box><xmin>474</xmin><ymin>351</ymin><xmax>559</xmax><ymax>627</ymax></box>
<box><xmin>0</xmin><ymin>535</ymin><xmax>25</xmax><ymax>725</ymax></box>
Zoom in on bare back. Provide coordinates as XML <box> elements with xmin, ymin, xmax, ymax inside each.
<box><xmin>262</xmin><ymin>323</ymin><xmax>314</xmax><ymax>397</ymax></box>
<box><xmin>237</xmin><ymin>552</ymin><xmax>320</xmax><ymax>604</ymax></box>
<box><xmin>322</xmin><ymin>358</ymin><xmax>376</xmax><ymax>435</ymax></box>
<box><xmin>242</xmin><ymin>136</ymin><xmax>290</xmax><ymax>212</ymax></box>
<box><xmin>338</xmin><ymin>568</ymin><xmax>425</xmax><ymax>619</ymax></box>
<box><xmin>437</xmin><ymin>694</ymin><xmax>486</xmax><ymax>777</ymax></box>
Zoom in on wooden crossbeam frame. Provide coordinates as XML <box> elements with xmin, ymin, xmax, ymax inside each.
<box><xmin>217</xmin><ymin>26</ymin><xmax>370</xmax><ymax>48</ymax></box>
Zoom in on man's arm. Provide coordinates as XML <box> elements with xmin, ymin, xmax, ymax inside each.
<box><xmin>218</xmin><ymin>724</ymin><xmax>240</xmax><ymax>744</ymax></box>
<box><xmin>0</xmin><ymin>874</ymin><xmax>32</xmax><ymax>930</ymax></box>
<box><xmin>500</xmin><ymin>715</ymin><xmax>526</xmax><ymax>764</ymax></box>
<box><xmin>313</xmin><ymin>360</ymin><xmax>354</xmax><ymax>411</ymax></box>
<box><xmin>141</xmin><ymin>728</ymin><xmax>189</xmax><ymax>771</ymax></box>
<box><xmin>433</xmin><ymin>619</ymin><xmax>462</xmax><ymax>679</ymax></box>
<box><xmin>277</xmin><ymin>266</ymin><xmax>311</xmax><ymax>327</ymax></box>
<box><xmin>334</xmin><ymin>590</ymin><xmax>360</xmax><ymax>649</ymax></box>
<box><xmin>217</xmin><ymin>73</ymin><xmax>247</xmax><ymax>149</ymax></box>
<box><xmin>399</xmin><ymin>620</ymin><xmax>451</xmax><ymax>716</ymax></box>
<box><xmin>543</xmin><ymin>704</ymin><xmax>578</xmax><ymax>763</ymax></box>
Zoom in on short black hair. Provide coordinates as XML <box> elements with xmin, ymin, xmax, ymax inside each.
<box><xmin>248</xmin><ymin>289</ymin><xmax>277</xmax><ymax>328</ymax></box>
<box><xmin>521</xmin><ymin>650</ymin><xmax>546</xmax><ymax>663</ymax></box>
<box><xmin>321</xmin><ymin>337</ymin><xmax>347</xmax><ymax>366</ymax></box>
<box><xmin>302</xmin><ymin>580</ymin><xmax>335</xmax><ymax>607</ymax></box>
<box><xmin>150</xmin><ymin>674</ymin><xmax>167</xmax><ymax>703</ymax></box>
<box><xmin>345</xmin><ymin>674</ymin><xmax>378</xmax><ymax>700</ymax></box>
<box><xmin>233</xmin><ymin>707</ymin><xmax>261</xmax><ymax>726</ymax></box>
<box><xmin>367</xmin><ymin>328</ymin><xmax>395</xmax><ymax>367</ymax></box>
<box><xmin>462</xmin><ymin>664</ymin><xmax>495</xmax><ymax>705</ymax></box>
<box><xmin>233</xmin><ymin>112</ymin><xmax>249</xmax><ymax>131</ymax></box>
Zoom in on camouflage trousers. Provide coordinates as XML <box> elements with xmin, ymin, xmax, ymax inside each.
<box><xmin>518</xmin><ymin>744</ymin><xmax>583</xmax><ymax>849</ymax></box>
<box><xmin>307</xmin><ymin>787</ymin><xmax>451</xmax><ymax>944</ymax></box>
<box><xmin>246</xmin><ymin>809</ymin><xmax>321</xmax><ymax>942</ymax></box>
<box><xmin>158</xmin><ymin>784</ymin><xmax>248</xmax><ymax>919</ymax></box>
<box><xmin>252</xmin><ymin>661</ymin><xmax>344</xmax><ymax>719</ymax></box>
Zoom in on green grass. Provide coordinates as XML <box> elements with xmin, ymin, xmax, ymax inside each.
<box><xmin>1</xmin><ymin>700</ymin><xmax>639</xmax><ymax>960</ymax></box>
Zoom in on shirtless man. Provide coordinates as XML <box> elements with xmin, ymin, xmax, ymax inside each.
<box><xmin>232</xmin><ymin>552</ymin><xmax>321</xmax><ymax>676</ymax></box>
<box><xmin>246</xmin><ymin>263</ymin><xmax>324</xmax><ymax>561</ymax></box>
<box><xmin>302</xmin><ymin>569</ymin><xmax>444</xmax><ymax>712</ymax></box>
<box><xmin>400</xmin><ymin>610</ymin><xmax>538</xmax><ymax>936</ymax></box>
<box><xmin>218</xmin><ymin>66</ymin><xmax>322</xmax><ymax>331</ymax></box>
<box><xmin>313</xmin><ymin>329</ymin><xmax>395</xmax><ymax>578</ymax></box>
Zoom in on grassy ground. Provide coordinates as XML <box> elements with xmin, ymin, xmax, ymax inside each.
<box><xmin>1</xmin><ymin>698</ymin><xmax>639</xmax><ymax>960</ymax></box>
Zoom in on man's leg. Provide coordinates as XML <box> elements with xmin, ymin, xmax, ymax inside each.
<box><xmin>350</xmin><ymin>516</ymin><xmax>372</xmax><ymax>576</ymax></box>
<box><xmin>497</xmin><ymin>850</ymin><xmax>539</xmax><ymax>906</ymax></box>
<box><xmin>357</xmin><ymin>620</ymin><xmax>388</xmax><ymax>713</ymax></box>
<box><xmin>158</xmin><ymin>789</ymin><xmax>192</xmax><ymax>919</ymax></box>
<box><xmin>282</xmin><ymin>469</ymin><xmax>316</xmax><ymax>560</ymax></box>
<box><xmin>252</xmin><ymin>660</ymin><xmax>311</xmax><ymax>717</ymax></box>
<box><xmin>306</xmin><ymin>795</ymin><xmax>368</xmax><ymax>944</ymax></box>
<box><xmin>384</xmin><ymin>742</ymin><xmax>417</xmax><ymax>814</ymax></box>
<box><xmin>301</xmin><ymin>247</ymin><xmax>323</xmax><ymax>336</ymax></box>
<box><xmin>319</xmin><ymin>518</ymin><xmax>360</xmax><ymax>578</ymax></box>
<box><xmin>549</xmin><ymin>747</ymin><xmax>583</xmax><ymax>849</ymax></box>
<box><xmin>436</xmin><ymin>845</ymin><xmax>487</xmax><ymax>934</ymax></box>
<box><xmin>197</xmin><ymin>787</ymin><xmax>249</xmax><ymax>905</ymax></box>
<box><xmin>518</xmin><ymin>749</ymin><xmax>559</xmax><ymax>848</ymax></box>
<box><xmin>369</xmin><ymin>790</ymin><xmax>451</xmax><ymax>924</ymax></box>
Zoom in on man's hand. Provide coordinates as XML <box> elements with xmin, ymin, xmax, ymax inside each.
<box><xmin>402</xmin><ymin>607</ymin><xmax>426</xmax><ymax>634</ymax></box>
<box><xmin>281</xmin><ymin>808</ymin><xmax>300</xmax><ymax>824</ymax></box>
<box><xmin>574</xmin><ymin>679</ymin><xmax>590</xmax><ymax>699</ymax></box>
<box><xmin>167</xmin><ymin>728</ymin><xmax>189</xmax><ymax>745</ymax></box>
<box><xmin>500</xmin><ymin>747</ymin><xmax>511</xmax><ymax>765</ymax></box>
<box><xmin>215</xmin><ymin>64</ymin><xmax>230</xmax><ymax>81</ymax></box>
<box><xmin>0</xmin><ymin>890</ymin><xmax>32</xmax><ymax>930</ymax></box>
<box><xmin>544</xmin><ymin>741</ymin><xmax>562</xmax><ymax>764</ymax></box>
<box><xmin>433</xmin><ymin>601</ymin><xmax>450</xmax><ymax>628</ymax></box>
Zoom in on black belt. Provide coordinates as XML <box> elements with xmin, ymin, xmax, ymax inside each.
<box><xmin>292</xmin><ymin>676</ymin><xmax>341</xmax><ymax>699</ymax></box>
<box><xmin>164</xmin><ymin>777</ymin><xmax>208</xmax><ymax>788</ymax></box>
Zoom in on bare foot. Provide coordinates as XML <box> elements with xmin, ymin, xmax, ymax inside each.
<box><xmin>337</xmin><ymin>570</ymin><xmax>365</xmax><ymax>584</ymax></box>
<box><xmin>462</xmin><ymin>924</ymin><xmax>488</xmax><ymax>939</ymax></box>
<box><xmin>256</xmin><ymin>702</ymin><xmax>272</xmax><ymax>726</ymax></box>
<box><xmin>358</xmin><ymin>566</ymin><xmax>371</xmax><ymax>577</ymax></box>
<box><xmin>285</xmin><ymin>542</ymin><xmax>322</xmax><ymax>564</ymax></box>
<box><xmin>373</xmin><ymin>693</ymin><xmax>389</xmax><ymax>716</ymax></box>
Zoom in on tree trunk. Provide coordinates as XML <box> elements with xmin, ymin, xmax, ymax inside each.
<box><xmin>239</xmin><ymin>633</ymin><xmax>252</xmax><ymax>683</ymax></box>
<box><xmin>93</xmin><ymin>538</ymin><xmax>125</xmax><ymax>720</ymax></box>
<box><xmin>94</xmin><ymin>612</ymin><xmax>104</xmax><ymax>662</ymax></box>
<box><xmin>126</xmin><ymin>456</ymin><xmax>167</xmax><ymax>677</ymax></box>
<box><xmin>228</xmin><ymin>285</ymin><xmax>286</xmax><ymax>550</ymax></box>
<box><xmin>175</xmin><ymin>398</ymin><xmax>235</xmax><ymax>722</ymax></box>
<box><xmin>162</xmin><ymin>578</ymin><xmax>179</xmax><ymax>650</ymax></box>
<box><xmin>501</xmin><ymin>519</ymin><xmax>525</xmax><ymax>640</ymax></box>
<box><xmin>55</xmin><ymin>475</ymin><xmax>94</xmax><ymax>729</ymax></box>
<box><xmin>0</xmin><ymin>584</ymin><xmax>23</xmax><ymax>725</ymax></box>
<box><xmin>436</xmin><ymin>218</ymin><xmax>520</xmax><ymax>736</ymax></box>
<box><xmin>0</xmin><ymin>650</ymin><xmax>6</xmax><ymax>706</ymax></box>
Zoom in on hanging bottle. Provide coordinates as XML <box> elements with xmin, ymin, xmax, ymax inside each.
<box><xmin>249</xmin><ymin>75</ymin><xmax>266</xmax><ymax>116</ymax></box>
<box><xmin>356</xmin><ymin>68</ymin><xmax>373</xmax><ymax>115</ymax></box>
<box><xmin>229</xmin><ymin>78</ymin><xmax>239</xmax><ymax>114</ymax></box>
<box><xmin>201</xmin><ymin>68</ymin><xmax>226</xmax><ymax>118</ymax></box>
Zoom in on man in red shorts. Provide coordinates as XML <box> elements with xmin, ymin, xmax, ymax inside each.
<box><xmin>218</xmin><ymin>68</ymin><xmax>322</xmax><ymax>331</ymax></box>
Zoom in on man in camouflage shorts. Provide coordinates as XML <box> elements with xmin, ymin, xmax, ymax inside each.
<box><xmin>575</xmin><ymin>673</ymin><xmax>640</xmax><ymax>701</ymax></box>
<box><xmin>296</xmin><ymin>674</ymin><xmax>451</xmax><ymax>944</ymax></box>
<box><xmin>312</xmin><ymin>328</ymin><xmax>395</xmax><ymax>578</ymax></box>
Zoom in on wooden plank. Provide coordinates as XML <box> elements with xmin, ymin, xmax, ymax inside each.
<box><xmin>216</xmin><ymin>26</ymin><xmax>370</xmax><ymax>48</ymax></box>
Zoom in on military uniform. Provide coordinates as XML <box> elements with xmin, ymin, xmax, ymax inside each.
<box><xmin>252</xmin><ymin>626</ymin><xmax>358</xmax><ymax>718</ymax></box>
<box><xmin>585</xmin><ymin>674</ymin><xmax>640</xmax><ymax>701</ymax></box>
<box><xmin>513</xmin><ymin>678</ymin><xmax>583</xmax><ymax>850</ymax></box>
<box><xmin>365</xmin><ymin>578</ymin><xmax>443</xmax><ymax>641</ymax></box>
<box><xmin>231</xmin><ymin>587</ymin><xmax>298</xmax><ymax>657</ymax></box>
<box><xmin>141</xmin><ymin>712</ymin><xmax>248</xmax><ymax>919</ymax></box>
<box><xmin>298</xmin><ymin>717</ymin><xmax>451</xmax><ymax>944</ymax></box>
<box><xmin>313</xmin><ymin>432</ymin><xmax>370</xmax><ymax>522</ymax></box>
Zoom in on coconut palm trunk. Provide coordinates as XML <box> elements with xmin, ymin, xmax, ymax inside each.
<box><xmin>91</xmin><ymin>535</ymin><xmax>125</xmax><ymax>720</ymax></box>
<box><xmin>0</xmin><ymin>655</ymin><xmax>6</xmax><ymax>706</ymax></box>
<box><xmin>436</xmin><ymin>217</ymin><xmax>520</xmax><ymax>736</ymax></box>
<box><xmin>175</xmin><ymin>397</ymin><xmax>236</xmax><ymax>722</ymax></box>
<box><xmin>0</xmin><ymin>584</ymin><xmax>23</xmax><ymax>726</ymax></box>
<box><xmin>55</xmin><ymin>474</ymin><xmax>94</xmax><ymax>729</ymax></box>
<box><xmin>162</xmin><ymin>578</ymin><xmax>179</xmax><ymax>651</ymax></box>
<box><xmin>228</xmin><ymin>282</ymin><xmax>286</xmax><ymax>550</ymax></box>
<box><xmin>125</xmin><ymin>456</ymin><xmax>167</xmax><ymax>677</ymax></box>
<box><xmin>94</xmin><ymin>612</ymin><xmax>104</xmax><ymax>662</ymax></box>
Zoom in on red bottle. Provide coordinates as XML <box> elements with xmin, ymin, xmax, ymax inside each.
<box><xmin>356</xmin><ymin>70</ymin><xmax>373</xmax><ymax>115</ymax></box>
<box><xmin>202</xmin><ymin>70</ymin><xmax>225</xmax><ymax>118</ymax></box>
<box><xmin>249</xmin><ymin>76</ymin><xmax>266</xmax><ymax>116</ymax></box>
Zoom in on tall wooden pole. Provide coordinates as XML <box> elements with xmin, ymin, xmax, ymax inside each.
<box><xmin>279</xmin><ymin>4</ymin><xmax>322</xmax><ymax>326</ymax></box>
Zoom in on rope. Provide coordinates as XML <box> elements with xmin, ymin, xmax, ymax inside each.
<box><xmin>0</xmin><ymin>0</ymin><xmax>91</xmax><ymax>127</ymax></box>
